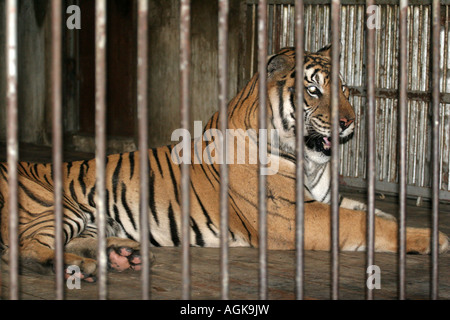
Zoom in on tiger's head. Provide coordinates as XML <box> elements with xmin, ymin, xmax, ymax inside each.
<box><xmin>267</xmin><ymin>45</ymin><xmax>355</xmax><ymax>164</ymax></box>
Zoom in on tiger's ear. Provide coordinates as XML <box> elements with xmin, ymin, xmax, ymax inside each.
<box><xmin>267</xmin><ymin>54</ymin><xmax>293</xmax><ymax>77</ymax></box>
<box><xmin>316</xmin><ymin>44</ymin><xmax>332</xmax><ymax>57</ymax></box>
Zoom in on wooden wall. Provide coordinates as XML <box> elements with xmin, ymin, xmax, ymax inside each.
<box><xmin>0</xmin><ymin>0</ymin><xmax>4</xmax><ymax>141</ymax></box>
<box><xmin>0</xmin><ymin>0</ymin><xmax>247</xmax><ymax>151</ymax></box>
<box><xmin>0</xmin><ymin>0</ymin><xmax>54</xmax><ymax>146</ymax></box>
<box><xmin>147</xmin><ymin>0</ymin><xmax>244</xmax><ymax>147</ymax></box>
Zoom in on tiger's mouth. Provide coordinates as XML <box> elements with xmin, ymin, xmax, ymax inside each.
<box><xmin>322</xmin><ymin>136</ymin><xmax>331</xmax><ymax>151</ymax></box>
<box><xmin>304</xmin><ymin>133</ymin><xmax>353</xmax><ymax>157</ymax></box>
<box><xmin>304</xmin><ymin>135</ymin><xmax>332</xmax><ymax>157</ymax></box>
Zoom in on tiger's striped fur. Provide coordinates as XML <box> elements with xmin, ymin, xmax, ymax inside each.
<box><xmin>0</xmin><ymin>45</ymin><xmax>448</xmax><ymax>279</ymax></box>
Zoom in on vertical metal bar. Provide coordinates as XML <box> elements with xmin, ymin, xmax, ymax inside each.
<box><xmin>330</xmin><ymin>0</ymin><xmax>341</xmax><ymax>301</ymax></box>
<box><xmin>137</xmin><ymin>0</ymin><xmax>150</xmax><ymax>301</ymax></box>
<box><xmin>365</xmin><ymin>0</ymin><xmax>376</xmax><ymax>301</ymax></box>
<box><xmin>430</xmin><ymin>0</ymin><xmax>440</xmax><ymax>301</ymax></box>
<box><xmin>6</xmin><ymin>0</ymin><xmax>19</xmax><ymax>301</ymax></box>
<box><xmin>295</xmin><ymin>0</ymin><xmax>305</xmax><ymax>301</ymax></box>
<box><xmin>180</xmin><ymin>0</ymin><xmax>191</xmax><ymax>300</ymax></box>
<box><xmin>398</xmin><ymin>0</ymin><xmax>408</xmax><ymax>301</ymax></box>
<box><xmin>257</xmin><ymin>0</ymin><xmax>268</xmax><ymax>301</ymax></box>
<box><xmin>51</xmin><ymin>0</ymin><xmax>64</xmax><ymax>301</ymax></box>
<box><xmin>218</xmin><ymin>0</ymin><xmax>230</xmax><ymax>300</ymax></box>
<box><xmin>95</xmin><ymin>0</ymin><xmax>108</xmax><ymax>300</ymax></box>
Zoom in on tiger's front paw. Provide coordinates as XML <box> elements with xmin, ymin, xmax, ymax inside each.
<box><xmin>106</xmin><ymin>238</ymin><xmax>155</xmax><ymax>272</ymax></box>
<box><xmin>108</xmin><ymin>246</ymin><xmax>142</xmax><ymax>271</ymax></box>
<box><xmin>406</xmin><ymin>229</ymin><xmax>449</xmax><ymax>254</ymax></box>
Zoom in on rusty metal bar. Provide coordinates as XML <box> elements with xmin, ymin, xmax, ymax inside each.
<box><xmin>365</xmin><ymin>0</ymin><xmax>376</xmax><ymax>301</ymax></box>
<box><xmin>95</xmin><ymin>0</ymin><xmax>108</xmax><ymax>300</ymax></box>
<box><xmin>137</xmin><ymin>0</ymin><xmax>150</xmax><ymax>300</ymax></box>
<box><xmin>180</xmin><ymin>0</ymin><xmax>191</xmax><ymax>300</ymax></box>
<box><xmin>248</xmin><ymin>0</ymin><xmax>450</xmax><ymax>5</ymax></box>
<box><xmin>430</xmin><ymin>0</ymin><xmax>440</xmax><ymax>300</ymax></box>
<box><xmin>51</xmin><ymin>0</ymin><xmax>64</xmax><ymax>301</ymax></box>
<box><xmin>6</xmin><ymin>0</ymin><xmax>19</xmax><ymax>301</ymax></box>
<box><xmin>218</xmin><ymin>0</ymin><xmax>230</xmax><ymax>300</ymax></box>
<box><xmin>398</xmin><ymin>0</ymin><xmax>408</xmax><ymax>301</ymax></box>
<box><xmin>347</xmin><ymin>87</ymin><xmax>450</xmax><ymax>104</ymax></box>
<box><xmin>294</xmin><ymin>0</ymin><xmax>305</xmax><ymax>301</ymax></box>
<box><xmin>258</xmin><ymin>0</ymin><xmax>268</xmax><ymax>300</ymax></box>
<box><xmin>330</xmin><ymin>0</ymin><xmax>341</xmax><ymax>300</ymax></box>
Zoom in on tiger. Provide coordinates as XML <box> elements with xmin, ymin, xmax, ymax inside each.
<box><xmin>0</xmin><ymin>45</ymin><xmax>448</xmax><ymax>282</ymax></box>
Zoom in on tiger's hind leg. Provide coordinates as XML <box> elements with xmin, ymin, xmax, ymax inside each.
<box><xmin>1</xmin><ymin>240</ymin><xmax>99</xmax><ymax>282</ymax></box>
<box><xmin>301</xmin><ymin>201</ymin><xmax>449</xmax><ymax>253</ymax></box>
<box><xmin>1</xmin><ymin>215</ymin><xmax>100</xmax><ymax>282</ymax></box>
<box><xmin>0</xmin><ymin>174</ymin><xmax>99</xmax><ymax>281</ymax></box>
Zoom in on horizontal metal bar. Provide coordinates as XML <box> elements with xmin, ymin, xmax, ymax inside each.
<box><xmin>247</xmin><ymin>0</ymin><xmax>450</xmax><ymax>5</ymax></box>
<box><xmin>349</xmin><ymin>87</ymin><xmax>450</xmax><ymax>104</ymax></box>
<box><xmin>341</xmin><ymin>177</ymin><xmax>450</xmax><ymax>202</ymax></box>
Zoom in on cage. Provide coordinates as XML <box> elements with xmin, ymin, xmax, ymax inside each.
<box><xmin>0</xmin><ymin>0</ymin><xmax>448</xmax><ymax>301</ymax></box>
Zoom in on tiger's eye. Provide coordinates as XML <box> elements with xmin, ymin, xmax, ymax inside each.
<box><xmin>307</xmin><ymin>86</ymin><xmax>318</xmax><ymax>95</ymax></box>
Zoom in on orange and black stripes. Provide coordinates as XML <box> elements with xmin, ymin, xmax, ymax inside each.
<box><xmin>1</xmin><ymin>45</ymin><xmax>412</xmax><ymax>280</ymax></box>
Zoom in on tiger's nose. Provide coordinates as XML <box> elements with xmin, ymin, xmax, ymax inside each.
<box><xmin>340</xmin><ymin>118</ymin><xmax>354</xmax><ymax>131</ymax></box>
